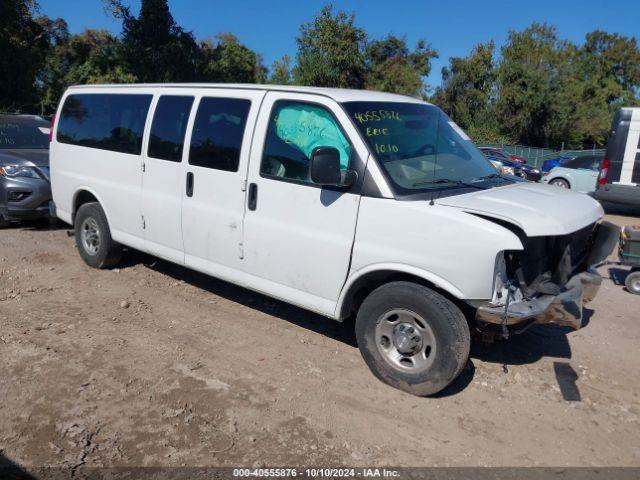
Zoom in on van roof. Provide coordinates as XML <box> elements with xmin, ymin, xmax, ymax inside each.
<box><xmin>66</xmin><ymin>83</ymin><xmax>430</xmax><ymax>105</ymax></box>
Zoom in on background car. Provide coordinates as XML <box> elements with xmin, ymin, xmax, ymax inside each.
<box><xmin>541</xmin><ymin>154</ymin><xmax>576</xmax><ymax>173</ymax></box>
<box><xmin>481</xmin><ymin>148</ymin><xmax>541</xmax><ymax>181</ymax></box>
<box><xmin>0</xmin><ymin>114</ymin><xmax>52</xmax><ymax>227</ymax></box>
<box><xmin>542</xmin><ymin>154</ymin><xmax>603</xmax><ymax>193</ymax></box>
<box><xmin>479</xmin><ymin>146</ymin><xmax>527</xmax><ymax>164</ymax></box>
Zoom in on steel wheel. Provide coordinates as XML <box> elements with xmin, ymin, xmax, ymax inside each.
<box><xmin>626</xmin><ymin>271</ymin><xmax>640</xmax><ymax>295</ymax></box>
<box><xmin>375</xmin><ymin>309</ymin><xmax>437</xmax><ymax>373</ymax></box>
<box><xmin>80</xmin><ymin>217</ymin><xmax>101</xmax><ymax>255</ymax></box>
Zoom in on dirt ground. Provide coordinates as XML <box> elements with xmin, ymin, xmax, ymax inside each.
<box><xmin>1</xmin><ymin>205</ymin><xmax>640</xmax><ymax>470</ymax></box>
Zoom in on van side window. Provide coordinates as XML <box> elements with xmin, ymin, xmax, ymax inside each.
<box><xmin>260</xmin><ymin>101</ymin><xmax>351</xmax><ymax>183</ymax></box>
<box><xmin>189</xmin><ymin>97</ymin><xmax>251</xmax><ymax>172</ymax></box>
<box><xmin>57</xmin><ymin>93</ymin><xmax>152</xmax><ymax>155</ymax></box>
<box><xmin>148</xmin><ymin>96</ymin><xmax>194</xmax><ymax>162</ymax></box>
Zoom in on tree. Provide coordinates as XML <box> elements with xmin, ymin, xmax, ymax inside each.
<box><xmin>117</xmin><ymin>0</ymin><xmax>201</xmax><ymax>82</ymax></box>
<box><xmin>293</xmin><ymin>5</ymin><xmax>367</xmax><ymax>88</ymax></box>
<box><xmin>495</xmin><ymin>23</ymin><xmax>573</xmax><ymax>147</ymax></box>
<box><xmin>365</xmin><ymin>35</ymin><xmax>438</xmax><ymax>96</ymax></box>
<box><xmin>571</xmin><ymin>31</ymin><xmax>640</xmax><ymax>146</ymax></box>
<box><xmin>39</xmin><ymin>28</ymin><xmax>136</xmax><ymax>113</ymax></box>
<box><xmin>269</xmin><ymin>55</ymin><xmax>293</xmax><ymax>85</ymax></box>
<box><xmin>432</xmin><ymin>41</ymin><xmax>499</xmax><ymax>142</ymax></box>
<box><xmin>0</xmin><ymin>0</ymin><xmax>60</xmax><ymax>112</ymax></box>
<box><xmin>199</xmin><ymin>33</ymin><xmax>267</xmax><ymax>83</ymax></box>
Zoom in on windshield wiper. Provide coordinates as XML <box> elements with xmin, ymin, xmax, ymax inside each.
<box><xmin>475</xmin><ymin>173</ymin><xmax>504</xmax><ymax>181</ymax></box>
<box><xmin>412</xmin><ymin>178</ymin><xmax>484</xmax><ymax>189</ymax></box>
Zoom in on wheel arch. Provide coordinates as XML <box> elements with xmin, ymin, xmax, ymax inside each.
<box><xmin>549</xmin><ymin>176</ymin><xmax>571</xmax><ymax>188</ymax></box>
<box><xmin>71</xmin><ymin>187</ymin><xmax>108</xmax><ymax>226</ymax></box>
<box><xmin>336</xmin><ymin>264</ymin><xmax>467</xmax><ymax>321</ymax></box>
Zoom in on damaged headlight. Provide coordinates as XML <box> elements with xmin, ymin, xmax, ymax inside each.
<box><xmin>491</xmin><ymin>252</ymin><xmax>523</xmax><ymax>306</ymax></box>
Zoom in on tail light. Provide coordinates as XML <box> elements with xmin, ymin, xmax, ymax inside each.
<box><xmin>598</xmin><ymin>158</ymin><xmax>610</xmax><ymax>185</ymax></box>
<box><xmin>49</xmin><ymin>113</ymin><xmax>56</xmax><ymax>142</ymax></box>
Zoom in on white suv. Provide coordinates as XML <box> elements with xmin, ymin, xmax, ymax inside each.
<box><xmin>50</xmin><ymin>84</ymin><xmax>617</xmax><ymax>395</ymax></box>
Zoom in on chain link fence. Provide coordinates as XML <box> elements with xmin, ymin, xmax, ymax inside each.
<box><xmin>479</xmin><ymin>143</ymin><xmax>606</xmax><ymax>168</ymax></box>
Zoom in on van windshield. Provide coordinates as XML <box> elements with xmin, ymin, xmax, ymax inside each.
<box><xmin>343</xmin><ymin>102</ymin><xmax>500</xmax><ymax>195</ymax></box>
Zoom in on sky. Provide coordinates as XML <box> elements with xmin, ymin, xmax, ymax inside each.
<box><xmin>39</xmin><ymin>0</ymin><xmax>640</xmax><ymax>88</ymax></box>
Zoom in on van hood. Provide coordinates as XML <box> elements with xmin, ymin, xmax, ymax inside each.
<box><xmin>435</xmin><ymin>182</ymin><xmax>604</xmax><ymax>236</ymax></box>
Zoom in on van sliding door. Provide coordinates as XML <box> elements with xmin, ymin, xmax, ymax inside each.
<box><xmin>141</xmin><ymin>93</ymin><xmax>194</xmax><ymax>263</ymax></box>
<box><xmin>181</xmin><ymin>90</ymin><xmax>265</xmax><ymax>282</ymax></box>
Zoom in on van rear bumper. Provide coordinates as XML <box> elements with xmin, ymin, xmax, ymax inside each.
<box><xmin>595</xmin><ymin>183</ymin><xmax>640</xmax><ymax>206</ymax></box>
<box><xmin>476</xmin><ymin>269</ymin><xmax>601</xmax><ymax>330</ymax></box>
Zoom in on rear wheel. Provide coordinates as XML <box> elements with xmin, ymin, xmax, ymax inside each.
<box><xmin>74</xmin><ymin>202</ymin><xmax>122</xmax><ymax>269</ymax></box>
<box><xmin>625</xmin><ymin>271</ymin><xmax>640</xmax><ymax>295</ymax></box>
<box><xmin>550</xmin><ymin>178</ymin><xmax>570</xmax><ymax>189</ymax></box>
<box><xmin>355</xmin><ymin>281</ymin><xmax>470</xmax><ymax>396</ymax></box>
<box><xmin>0</xmin><ymin>214</ymin><xmax>9</xmax><ymax>228</ymax></box>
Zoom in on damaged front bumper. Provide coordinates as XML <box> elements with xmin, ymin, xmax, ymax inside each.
<box><xmin>476</xmin><ymin>268</ymin><xmax>602</xmax><ymax>330</ymax></box>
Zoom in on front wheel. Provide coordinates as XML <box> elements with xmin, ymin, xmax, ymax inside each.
<box><xmin>625</xmin><ymin>271</ymin><xmax>640</xmax><ymax>295</ymax></box>
<box><xmin>74</xmin><ymin>202</ymin><xmax>122</xmax><ymax>269</ymax></box>
<box><xmin>355</xmin><ymin>281</ymin><xmax>470</xmax><ymax>396</ymax></box>
<box><xmin>550</xmin><ymin>178</ymin><xmax>570</xmax><ymax>189</ymax></box>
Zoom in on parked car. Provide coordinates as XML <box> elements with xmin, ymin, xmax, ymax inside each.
<box><xmin>50</xmin><ymin>84</ymin><xmax>617</xmax><ymax>396</ymax></box>
<box><xmin>543</xmin><ymin>155</ymin><xmax>603</xmax><ymax>193</ymax></box>
<box><xmin>479</xmin><ymin>147</ymin><xmax>527</xmax><ymax>164</ymax></box>
<box><xmin>481</xmin><ymin>149</ymin><xmax>541</xmax><ymax>181</ymax></box>
<box><xmin>541</xmin><ymin>154</ymin><xmax>575</xmax><ymax>173</ymax></box>
<box><xmin>489</xmin><ymin>159</ymin><xmax>514</xmax><ymax>176</ymax></box>
<box><xmin>0</xmin><ymin>114</ymin><xmax>52</xmax><ymax>227</ymax></box>
<box><xmin>595</xmin><ymin>107</ymin><xmax>640</xmax><ymax>206</ymax></box>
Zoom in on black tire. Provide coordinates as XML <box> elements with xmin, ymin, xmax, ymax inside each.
<box><xmin>0</xmin><ymin>214</ymin><xmax>9</xmax><ymax>228</ymax></box>
<box><xmin>550</xmin><ymin>178</ymin><xmax>570</xmax><ymax>189</ymax></box>
<box><xmin>625</xmin><ymin>271</ymin><xmax>640</xmax><ymax>295</ymax></box>
<box><xmin>355</xmin><ymin>281</ymin><xmax>470</xmax><ymax>396</ymax></box>
<box><xmin>74</xmin><ymin>202</ymin><xmax>122</xmax><ymax>269</ymax></box>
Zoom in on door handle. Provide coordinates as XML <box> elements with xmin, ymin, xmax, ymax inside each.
<box><xmin>248</xmin><ymin>183</ymin><xmax>258</xmax><ymax>211</ymax></box>
<box><xmin>186</xmin><ymin>172</ymin><xmax>194</xmax><ymax>197</ymax></box>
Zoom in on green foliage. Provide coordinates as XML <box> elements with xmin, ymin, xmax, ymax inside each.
<box><xmin>365</xmin><ymin>36</ymin><xmax>438</xmax><ymax>96</ymax></box>
<box><xmin>433</xmin><ymin>42</ymin><xmax>496</xmax><ymax>131</ymax></box>
<box><xmin>119</xmin><ymin>0</ymin><xmax>200</xmax><ymax>82</ymax></box>
<box><xmin>1</xmin><ymin>0</ymin><xmax>638</xmax><ymax>151</ymax></box>
<box><xmin>0</xmin><ymin>0</ymin><xmax>57</xmax><ymax>112</ymax></box>
<box><xmin>293</xmin><ymin>5</ymin><xmax>367</xmax><ymax>88</ymax></box>
<box><xmin>200</xmin><ymin>33</ymin><xmax>267</xmax><ymax>84</ymax></box>
<box><xmin>269</xmin><ymin>55</ymin><xmax>293</xmax><ymax>85</ymax></box>
<box><xmin>39</xmin><ymin>28</ymin><xmax>136</xmax><ymax>113</ymax></box>
<box><xmin>432</xmin><ymin>23</ymin><xmax>640</xmax><ymax>149</ymax></box>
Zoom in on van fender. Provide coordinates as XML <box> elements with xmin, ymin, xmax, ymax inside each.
<box><xmin>335</xmin><ymin>263</ymin><xmax>465</xmax><ymax>319</ymax></box>
<box><xmin>71</xmin><ymin>185</ymin><xmax>112</xmax><ymax>226</ymax></box>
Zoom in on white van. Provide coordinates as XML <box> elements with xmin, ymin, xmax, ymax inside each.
<box><xmin>50</xmin><ymin>84</ymin><xmax>617</xmax><ymax>396</ymax></box>
<box><xmin>595</xmin><ymin>107</ymin><xmax>640</xmax><ymax>206</ymax></box>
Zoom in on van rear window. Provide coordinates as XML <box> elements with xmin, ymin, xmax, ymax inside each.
<box><xmin>57</xmin><ymin>93</ymin><xmax>152</xmax><ymax>155</ymax></box>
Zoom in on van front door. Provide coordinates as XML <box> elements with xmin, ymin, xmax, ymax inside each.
<box><xmin>142</xmin><ymin>93</ymin><xmax>194</xmax><ymax>263</ymax></box>
<box><xmin>181</xmin><ymin>90</ymin><xmax>265</xmax><ymax>280</ymax></box>
<box><xmin>241</xmin><ymin>92</ymin><xmax>366</xmax><ymax>316</ymax></box>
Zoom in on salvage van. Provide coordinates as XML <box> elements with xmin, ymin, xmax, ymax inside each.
<box><xmin>49</xmin><ymin>84</ymin><xmax>618</xmax><ymax>396</ymax></box>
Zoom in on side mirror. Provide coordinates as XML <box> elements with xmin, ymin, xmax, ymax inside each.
<box><xmin>310</xmin><ymin>146</ymin><xmax>355</xmax><ymax>187</ymax></box>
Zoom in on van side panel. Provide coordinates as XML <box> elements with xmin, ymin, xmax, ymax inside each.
<box><xmin>50</xmin><ymin>88</ymin><xmax>156</xmax><ymax>251</ymax></box>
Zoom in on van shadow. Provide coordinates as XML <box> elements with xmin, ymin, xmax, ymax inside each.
<box><xmin>0</xmin><ymin>452</ymin><xmax>36</xmax><ymax>480</ymax></box>
<box><xmin>122</xmin><ymin>250</ymin><xmax>596</xmax><ymax>398</ymax></box>
<box><xmin>12</xmin><ymin>218</ymin><xmax>68</xmax><ymax>232</ymax></box>
<box><xmin>124</xmin><ymin>250</ymin><xmax>358</xmax><ymax>348</ymax></box>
